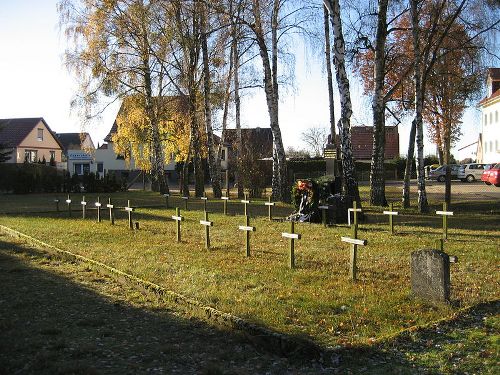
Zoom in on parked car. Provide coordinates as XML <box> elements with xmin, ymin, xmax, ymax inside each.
<box><xmin>428</xmin><ymin>164</ymin><xmax>461</xmax><ymax>182</ymax></box>
<box><xmin>481</xmin><ymin>163</ymin><xmax>500</xmax><ymax>186</ymax></box>
<box><xmin>458</xmin><ymin>163</ymin><xmax>491</xmax><ymax>182</ymax></box>
<box><xmin>424</xmin><ymin>164</ymin><xmax>440</xmax><ymax>179</ymax></box>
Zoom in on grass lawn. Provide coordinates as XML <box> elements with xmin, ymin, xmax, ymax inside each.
<box><xmin>0</xmin><ymin>191</ymin><xmax>498</xmax><ymax>349</ymax></box>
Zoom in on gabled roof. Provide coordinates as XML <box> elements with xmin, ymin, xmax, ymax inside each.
<box><xmin>479</xmin><ymin>88</ymin><xmax>500</xmax><ymax>106</ymax></box>
<box><xmin>57</xmin><ymin>132</ymin><xmax>92</xmax><ymax>151</ymax></box>
<box><xmin>0</xmin><ymin>117</ymin><xmax>64</xmax><ymax>150</ymax></box>
<box><xmin>223</xmin><ymin>127</ymin><xmax>274</xmax><ymax>158</ymax></box>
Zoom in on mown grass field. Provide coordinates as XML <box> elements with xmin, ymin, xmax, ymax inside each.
<box><xmin>0</xmin><ymin>191</ymin><xmax>498</xmax><ymax>349</ymax></box>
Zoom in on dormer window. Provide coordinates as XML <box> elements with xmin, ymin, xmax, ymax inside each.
<box><xmin>37</xmin><ymin>128</ymin><xmax>43</xmax><ymax>141</ymax></box>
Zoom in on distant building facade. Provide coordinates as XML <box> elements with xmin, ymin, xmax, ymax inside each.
<box><xmin>220</xmin><ymin>127</ymin><xmax>274</xmax><ymax>170</ymax></box>
<box><xmin>477</xmin><ymin>68</ymin><xmax>500</xmax><ymax>164</ymax></box>
<box><xmin>349</xmin><ymin>125</ymin><xmax>400</xmax><ymax>160</ymax></box>
<box><xmin>56</xmin><ymin>132</ymin><xmax>96</xmax><ymax>175</ymax></box>
<box><xmin>0</xmin><ymin>117</ymin><xmax>63</xmax><ymax>164</ymax></box>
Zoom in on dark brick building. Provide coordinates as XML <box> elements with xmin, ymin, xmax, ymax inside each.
<box><xmin>349</xmin><ymin>125</ymin><xmax>400</xmax><ymax>160</ymax></box>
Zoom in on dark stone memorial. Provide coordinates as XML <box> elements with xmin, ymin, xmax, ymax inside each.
<box><xmin>411</xmin><ymin>249</ymin><xmax>451</xmax><ymax>303</ymax></box>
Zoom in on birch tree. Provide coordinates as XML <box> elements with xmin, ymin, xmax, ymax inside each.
<box><xmin>59</xmin><ymin>0</ymin><xmax>172</xmax><ymax>193</ymax></box>
<box><xmin>324</xmin><ymin>0</ymin><xmax>361</xmax><ymax>204</ymax></box>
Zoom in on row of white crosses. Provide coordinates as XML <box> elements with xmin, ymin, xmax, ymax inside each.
<box><xmin>78</xmin><ymin>196</ymin><xmax>137</xmax><ymax>229</ymax></box>
<box><xmin>164</xmin><ymin>192</ymin><xmax>276</xmax><ymax>220</ymax></box>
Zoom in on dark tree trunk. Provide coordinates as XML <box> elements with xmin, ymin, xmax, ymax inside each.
<box><xmin>402</xmin><ymin>119</ymin><xmax>416</xmax><ymax>208</ymax></box>
<box><xmin>201</xmin><ymin>7</ymin><xmax>222</xmax><ymax>198</ymax></box>
<box><xmin>369</xmin><ymin>0</ymin><xmax>389</xmax><ymax>207</ymax></box>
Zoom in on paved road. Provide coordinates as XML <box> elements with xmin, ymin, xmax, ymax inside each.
<box><xmin>385</xmin><ymin>180</ymin><xmax>500</xmax><ymax>201</ymax></box>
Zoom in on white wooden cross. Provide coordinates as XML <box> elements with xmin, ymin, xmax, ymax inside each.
<box><xmin>282</xmin><ymin>221</ymin><xmax>301</xmax><ymax>268</ymax></box>
<box><xmin>318</xmin><ymin>205</ymin><xmax>329</xmax><ymax>227</ymax></box>
<box><xmin>95</xmin><ymin>198</ymin><xmax>102</xmax><ymax>222</ymax></box>
<box><xmin>347</xmin><ymin>207</ymin><xmax>362</xmax><ymax>226</ymax></box>
<box><xmin>383</xmin><ymin>203</ymin><xmax>398</xmax><ymax>234</ymax></box>
<box><xmin>201</xmin><ymin>194</ymin><xmax>208</xmax><ymax>212</ymax></box>
<box><xmin>200</xmin><ymin>211</ymin><xmax>213</xmax><ymax>249</ymax></box>
<box><xmin>163</xmin><ymin>193</ymin><xmax>170</xmax><ymax>208</ymax></box>
<box><xmin>125</xmin><ymin>200</ymin><xmax>134</xmax><ymax>229</ymax></box>
<box><xmin>172</xmin><ymin>207</ymin><xmax>184</xmax><ymax>242</ymax></box>
<box><xmin>341</xmin><ymin>236</ymin><xmax>368</xmax><ymax>281</ymax></box>
<box><xmin>265</xmin><ymin>197</ymin><xmax>275</xmax><ymax>221</ymax></box>
<box><xmin>241</xmin><ymin>194</ymin><xmax>250</xmax><ymax>216</ymax></box>
<box><xmin>66</xmin><ymin>195</ymin><xmax>72</xmax><ymax>217</ymax></box>
<box><xmin>239</xmin><ymin>215</ymin><xmax>255</xmax><ymax>257</ymax></box>
<box><xmin>436</xmin><ymin>202</ymin><xmax>453</xmax><ymax>240</ymax></box>
<box><xmin>106</xmin><ymin>198</ymin><xmax>115</xmax><ymax>225</ymax></box>
<box><xmin>221</xmin><ymin>196</ymin><xmax>230</xmax><ymax>215</ymax></box>
<box><xmin>81</xmin><ymin>197</ymin><xmax>87</xmax><ymax>219</ymax></box>
<box><xmin>182</xmin><ymin>196</ymin><xmax>189</xmax><ymax>210</ymax></box>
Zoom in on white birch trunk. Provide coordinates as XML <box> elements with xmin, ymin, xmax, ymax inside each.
<box><xmin>324</xmin><ymin>0</ymin><xmax>361</xmax><ymax>205</ymax></box>
<box><xmin>410</xmin><ymin>0</ymin><xmax>428</xmax><ymax>213</ymax></box>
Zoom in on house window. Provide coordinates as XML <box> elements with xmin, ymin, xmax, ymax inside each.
<box><xmin>496</xmin><ymin>111</ymin><xmax>498</xmax><ymax>123</ymax></box>
<box><xmin>74</xmin><ymin>163</ymin><xmax>90</xmax><ymax>175</ymax></box>
<box><xmin>490</xmin><ymin>141</ymin><xmax>493</xmax><ymax>152</ymax></box>
<box><xmin>37</xmin><ymin>128</ymin><xmax>43</xmax><ymax>141</ymax></box>
<box><xmin>490</xmin><ymin>113</ymin><xmax>493</xmax><ymax>124</ymax></box>
<box><xmin>221</xmin><ymin>149</ymin><xmax>226</xmax><ymax>161</ymax></box>
<box><xmin>49</xmin><ymin>151</ymin><xmax>56</xmax><ymax>161</ymax></box>
<box><xmin>97</xmin><ymin>163</ymin><xmax>104</xmax><ymax>173</ymax></box>
<box><xmin>484</xmin><ymin>114</ymin><xmax>487</xmax><ymax>125</ymax></box>
<box><xmin>24</xmin><ymin>150</ymin><xmax>37</xmax><ymax>163</ymax></box>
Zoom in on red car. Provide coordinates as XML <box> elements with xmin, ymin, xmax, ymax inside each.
<box><xmin>481</xmin><ymin>163</ymin><xmax>500</xmax><ymax>186</ymax></box>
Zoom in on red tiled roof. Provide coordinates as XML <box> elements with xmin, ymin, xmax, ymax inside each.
<box><xmin>0</xmin><ymin>118</ymin><xmax>64</xmax><ymax>150</ymax></box>
<box><xmin>479</xmin><ymin>88</ymin><xmax>500</xmax><ymax>106</ymax></box>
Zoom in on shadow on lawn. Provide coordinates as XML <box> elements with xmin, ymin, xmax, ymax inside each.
<box><xmin>0</xmin><ymin>239</ymin><xmax>430</xmax><ymax>374</ymax></box>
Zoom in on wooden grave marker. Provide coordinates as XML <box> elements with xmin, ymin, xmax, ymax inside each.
<box><xmin>221</xmin><ymin>196</ymin><xmax>230</xmax><ymax>215</ymax></box>
<box><xmin>341</xmin><ymin>236</ymin><xmax>368</xmax><ymax>281</ymax></box>
<box><xmin>182</xmin><ymin>196</ymin><xmax>189</xmax><ymax>211</ymax></box>
<box><xmin>81</xmin><ymin>196</ymin><xmax>87</xmax><ymax>219</ymax></box>
<box><xmin>163</xmin><ymin>193</ymin><xmax>170</xmax><ymax>209</ymax></box>
<box><xmin>95</xmin><ymin>197</ymin><xmax>102</xmax><ymax>222</ymax></box>
<box><xmin>106</xmin><ymin>198</ymin><xmax>115</xmax><ymax>225</ymax></box>
<box><xmin>66</xmin><ymin>195</ymin><xmax>72</xmax><ymax>217</ymax></box>
<box><xmin>265</xmin><ymin>196</ymin><xmax>275</xmax><ymax>221</ymax></box>
<box><xmin>200</xmin><ymin>211</ymin><xmax>213</xmax><ymax>249</ymax></box>
<box><xmin>125</xmin><ymin>200</ymin><xmax>134</xmax><ymax>229</ymax></box>
<box><xmin>54</xmin><ymin>198</ymin><xmax>60</xmax><ymax>212</ymax></box>
<box><xmin>241</xmin><ymin>193</ymin><xmax>250</xmax><ymax>216</ymax></box>
<box><xmin>383</xmin><ymin>203</ymin><xmax>398</xmax><ymax>234</ymax></box>
<box><xmin>201</xmin><ymin>192</ymin><xmax>208</xmax><ymax>212</ymax></box>
<box><xmin>436</xmin><ymin>202</ymin><xmax>453</xmax><ymax>240</ymax></box>
<box><xmin>172</xmin><ymin>207</ymin><xmax>184</xmax><ymax>242</ymax></box>
<box><xmin>348</xmin><ymin>201</ymin><xmax>362</xmax><ymax>226</ymax></box>
<box><xmin>238</xmin><ymin>215</ymin><xmax>255</xmax><ymax>257</ymax></box>
<box><xmin>318</xmin><ymin>205</ymin><xmax>329</xmax><ymax>227</ymax></box>
<box><xmin>282</xmin><ymin>221</ymin><xmax>301</xmax><ymax>268</ymax></box>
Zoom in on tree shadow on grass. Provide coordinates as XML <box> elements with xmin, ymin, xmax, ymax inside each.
<box><xmin>0</xmin><ymin>238</ymin><xmax>445</xmax><ymax>375</ymax></box>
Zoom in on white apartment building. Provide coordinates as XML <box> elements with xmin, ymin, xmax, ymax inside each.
<box><xmin>478</xmin><ymin>68</ymin><xmax>500</xmax><ymax>164</ymax></box>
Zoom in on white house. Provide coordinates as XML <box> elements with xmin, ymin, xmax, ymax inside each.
<box><xmin>477</xmin><ymin>68</ymin><xmax>500</xmax><ymax>164</ymax></box>
<box><xmin>56</xmin><ymin>132</ymin><xmax>96</xmax><ymax>175</ymax></box>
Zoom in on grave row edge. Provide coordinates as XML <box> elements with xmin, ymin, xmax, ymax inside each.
<box><xmin>0</xmin><ymin>224</ymin><xmax>333</xmax><ymax>363</ymax></box>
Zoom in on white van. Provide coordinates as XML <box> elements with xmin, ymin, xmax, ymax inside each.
<box><xmin>458</xmin><ymin>163</ymin><xmax>490</xmax><ymax>182</ymax></box>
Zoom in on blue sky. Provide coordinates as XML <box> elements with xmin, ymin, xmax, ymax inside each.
<box><xmin>0</xmin><ymin>0</ymin><xmax>484</xmax><ymax>160</ymax></box>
